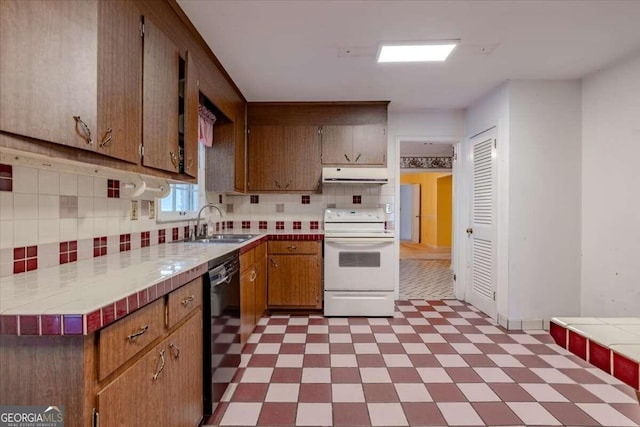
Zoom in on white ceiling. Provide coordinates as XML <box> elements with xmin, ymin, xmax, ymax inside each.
<box><xmin>400</xmin><ymin>141</ymin><xmax>454</xmax><ymax>157</ymax></box>
<box><xmin>177</xmin><ymin>0</ymin><xmax>640</xmax><ymax>112</ymax></box>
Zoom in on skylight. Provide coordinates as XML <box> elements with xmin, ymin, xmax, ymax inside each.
<box><xmin>376</xmin><ymin>42</ymin><xmax>458</xmax><ymax>63</ymax></box>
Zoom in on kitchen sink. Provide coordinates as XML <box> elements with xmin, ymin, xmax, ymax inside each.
<box><xmin>177</xmin><ymin>234</ymin><xmax>257</xmax><ymax>244</ymax></box>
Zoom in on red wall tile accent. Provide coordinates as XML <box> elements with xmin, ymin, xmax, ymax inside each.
<box><xmin>141</xmin><ymin>231</ymin><xmax>150</xmax><ymax>248</ymax></box>
<box><xmin>184</xmin><ymin>226</ymin><xmax>190</xmax><ymax>239</ymax></box>
<box><xmin>93</xmin><ymin>237</ymin><xmax>107</xmax><ymax>257</ymax></box>
<box><xmin>242</xmin><ymin>221</ymin><xmax>251</xmax><ymax>230</ymax></box>
<box><xmin>59</xmin><ymin>240</ymin><xmax>78</xmax><ymax>264</ymax></box>
<box><xmin>0</xmin><ymin>163</ymin><xmax>12</xmax><ymax>192</ymax></box>
<box><xmin>250</xmin><ymin>195</ymin><xmax>259</xmax><ymax>204</ymax></box>
<box><xmin>353</xmin><ymin>195</ymin><xmax>362</xmax><ymax>204</ymax></box>
<box><xmin>226</xmin><ymin>221</ymin><xmax>234</xmax><ymax>230</ymax></box>
<box><xmin>549</xmin><ymin>322</ymin><xmax>567</xmax><ymax>348</ymax></box>
<box><xmin>107</xmin><ymin>179</ymin><xmax>120</xmax><ymax>198</ymax></box>
<box><xmin>259</xmin><ymin>221</ymin><xmax>268</xmax><ymax>230</ymax></box>
<box><xmin>158</xmin><ymin>229</ymin><xmax>166</xmax><ymax>244</ymax></box>
<box><xmin>63</xmin><ymin>315</ymin><xmax>83</xmax><ymax>335</ymax></box>
<box><xmin>568</xmin><ymin>330</ymin><xmax>587</xmax><ymax>360</ymax></box>
<box><xmin>588</xmin><ymin>341</ymin><xmax>611</xmax><ymax>373</ymax></box>
<box><xmin>41</xmin><ymin>315</ymin><xmax>61</xmax><ymax>335</ymax></box>
<box><xmin>119</xmin><ymin>234</ymin><xmax>131</xmax><ymax>252</ymax></box>
<box><xmin>301</xmin><ymin>195</ymin><xmax>310</xmax><ymax>204</ymax></box>
<box><xmin>612</xmin><ymin>352</ymin><xmax>639</xmax><ymax>390</ymax></box>
<box><xmin>293</xmin><ymin>221</ymin><xmax>302</xmax><ymax>230</ymax></box>
<box><xmin>86</xmin><ymin>309</ymin><xmax>102</xmax><ymax>334</ymax></box>
<box><xmin>19</xmin><ymin>315</ymin><xmax>39</xmax><ymax>335</ymax></box>
<box><xmin>13</xmin><ymin>246</ymin><xmax>38</xmax><ymax>274</ymax></box>
<box><xmin>310</xmin><ymin>221</ymin><xmax>319</xmax><ymax>230</ymax></box>
<box><xmin>172</xmin><ymin>227</ymin><xmax>179</xmax><ymax>241</ymax></box>
<box><xmin>0</xmin><ymin>316</ymin><xmax>18</xmax><ymax>335</ymax></box>
<box><xmin>276</xmin><ymin>221</ymin><xmax>285</xmax><ymax>230</ymax></box>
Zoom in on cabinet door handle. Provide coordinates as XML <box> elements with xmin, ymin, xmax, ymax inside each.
<box><xmin>169</xmin><ymin>343</ymin><xmax>180</xmax><ymax>359</ymax></box>
<box><xmin>186</xmin><ymin>156</ymin><xmax>193</xmax><ymax>171</ymax></box>
<box><xmin>285</xmin><ymin>181</ymin><xmax>291</xmax><ymax>189</ymax></box>
<box><xmin>152</xmin><ymin>349</ymin><xmax>166</xmax><ymax>381</ymax></box>
<box><xmin>274</xmin><ymin>180</ymin><xmax>281</xmax><ymax>189</ymax></box>
<box><xmin>99</xmin><ymin>128</ymin><xmax>112</xmax><ymax>148</ymax></box>
<box><xmin>73</xmin><ymin>116</ymin><xmax>93</xmax><ymax>145</ymax></box>
<box><xmin>250</xmin><ymin>269</ymin><xmax>257</xmax><ymax>282</ymax></box>
<box><xmin>286</xmin><ymin>245</ymin><xmax>297</xmax><ymax>251</ymax></box>
<box><xmin>170</xmin><ymin>151</ymin><xmax>179</xmax><ymax>169</ymax></box>
<box><xmin>355</xmin><ymin>153</ymin><xmax>362</xmax><ymax>163</ymax></box>
<box><xmin>270</xmin><ymin>258</ymin><xmax>278</xmax><ymax>268</ymax></box>
<box><xmin>127</xmin><ymin>325</ymin><xmax>149</xmax><ymax>341</ymax></box>
<box><xmin>344</xmin><ymin>154</ymin><xmax>351</xmax><ymax>162</ymax></box>
<box><xmin>181</xmin><ymin>295</ymin><xmax>195</xmax><ymax>307</ymax></box>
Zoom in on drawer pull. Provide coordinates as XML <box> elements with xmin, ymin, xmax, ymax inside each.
<box><xmin>127</xmin><ymin>325</ymin><xmax>149</xmax><ymax>341</ymax></box>
<box><xmin>152</xmin><ymin>349</ymin><xmax>166</xmax><ymax>381</ymax></box>
<box><xmin>250</xmin><ymin>270</ymin><xmax>257</xmax><ymax>282</ymax></box>
<box><xmin>286</xmin><ymin>245</ymin><xmax>297</xmax><ymax>251</ymax></box>
<box><xmin>355</xmin><ymin>153</ymin><xmax>362</xmax><ymax>163</ymax></box>
<box><xmin>181</xmin><ymin>295</ymin><xmax>195</xmax><ymax>307</ymax></box>
<box><xmin>169</xmin><ymin>343</ymin><xmax>181</xmax><ymax>359</ymax></box>
<box><xmin>100</xmin><ymin>128</ymin><xmax>112</xmax><ymax>148</ymax></box>
<box><xmin>73</xmin><ymin>115</ymin><xmax>93</xmax><ymax>145</ymax></box>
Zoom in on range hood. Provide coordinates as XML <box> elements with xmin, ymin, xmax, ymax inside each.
<box><xmin>322</xmin><ymin>167</ymin><xmax>389</xmax><ymax>184</ymax></box>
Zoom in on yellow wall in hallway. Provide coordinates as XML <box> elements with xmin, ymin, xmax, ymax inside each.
<box><xmin>400</xmin><ymin>172</ymin><xmax>451</xmax><ymax>248</ymax></box>
<box><xmin>437</xmin><ymin>175</ymin><xmax>452</xmax><ymax>247</ymax></box>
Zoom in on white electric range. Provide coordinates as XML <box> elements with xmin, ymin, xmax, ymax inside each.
<box><xmin>323</xmin><ymin>208</ymin><xmax>395</xmax><ymax>317</ymax></box>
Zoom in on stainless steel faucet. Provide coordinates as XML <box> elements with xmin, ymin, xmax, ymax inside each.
<box><xmin>195</xmin><ymin>203</ymin><xmax>223</xmax><ymax>240</ymax></box>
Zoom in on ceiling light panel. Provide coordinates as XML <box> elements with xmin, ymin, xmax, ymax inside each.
<box><xmin>377</xmin><ymin>42</ymin><xmax>458</xmax><ymax>63</ymax></box>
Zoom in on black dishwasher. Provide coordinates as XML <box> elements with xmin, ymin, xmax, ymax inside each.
<box><xmin>202</xmin><ymin>250</ymin><xmax>241</xmax><ymax>415</ymax></box>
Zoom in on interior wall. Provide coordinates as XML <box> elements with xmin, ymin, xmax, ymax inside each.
<box><xmin>507</xmin><ymin>80</ymin><xmax>582</xmax><ymax>322</ymax></box>
<box><xmin>436</xmin><ymin>175</ymin><xmax>452</xmax><ymax>247</ymax></box>
<box><xmin>581</xmin><ymin>52</ymin><xmax>640</xmax><ymax>316</ymax></box>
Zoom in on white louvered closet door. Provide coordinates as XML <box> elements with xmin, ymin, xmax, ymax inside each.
<box><xmin>469</xmin><ymin>129</ymin><xmax>497</xmax><ymax>318</ymax></box>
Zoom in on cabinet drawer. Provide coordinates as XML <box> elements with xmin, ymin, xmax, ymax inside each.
<box><xmin>240</xmin><ymin>249</ymin><xmax>254</xmax><ymax>272</ymax></box>
<box><xmin>167</xmin><ymin>277</ymin><xmax>202</xmax><ymax>330</ymax></box>
<box><xmin>98</xmin><ymin>298</ymin><xmax>165</xmax><ymax>381</ymax></box>
<box><xmin>268</xmin><ymin>241</ymin><xmax>320</xmax><ymax>255</ymax></box>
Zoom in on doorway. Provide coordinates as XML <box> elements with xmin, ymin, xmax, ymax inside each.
<box><xmin>397</xmin><ymin>139</ymin><xmax>456</xmax><ymax>301</ymax></box>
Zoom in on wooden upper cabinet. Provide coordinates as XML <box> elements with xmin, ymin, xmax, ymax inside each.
<box><xmin>0</xmin><ymin>0</ymin><xmax>98</xmax><ymax>151</ymax></box>
<box><xmin>247</xmin><ymin>125</ymin><xmax>285</xmax><ymax>191</ymax></box>
<box><xmin>247</xmin><ymin>124</ymin><xmax>321</xmax><ymax>192</ymax></box>
<box><xmin>183</xmin><ymin>51</ymin><xmax>199</xmax><ymax>178</ymax></box>
<box><xmin>353</xmin><ymin>124</ymin><xmax>386</xmax><ymax>165</ymax></box>
<box><xmin>142</xmin><ymin>16</ymin><xmax>180</xmax><ymax>173</ymax></box>
<box><xmin>234</xmin><ymin>103</ymin><xmax>247</xmax><ymax>192</ymax></box>
<box><xmin>97</xmin><ymin>0</ymin><xmax>142</xmax><ymax>164</ymax></box>
<box><xmin>321</xmin><ymin>124</ymin><xmax>386</xmax><ymax>166</ymax></box>
<box><xmin>321</xmin><ymin>125</ymin><xmax>353</xmax><ymax>165</ymax></box>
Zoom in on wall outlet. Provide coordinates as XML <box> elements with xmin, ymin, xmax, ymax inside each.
<box><xmin>130</xmin><ymin>201</ymin><xmax>138</xmax><ymax>220</ymax></box>
<box><xmin>148</xmin><ymin>200</ymin><xmax>155</xmax><ymax>219</ymax></box>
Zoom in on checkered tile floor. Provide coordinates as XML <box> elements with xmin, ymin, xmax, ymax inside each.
<box><xmin>205</xmin><ymin>300</ymin><xmax>640</xmax><ymax>426</ymax></box>
<box><xmin>399</xmin><ymin>259</ymin><xmax>455</xmax><ymax>300</ymax></box>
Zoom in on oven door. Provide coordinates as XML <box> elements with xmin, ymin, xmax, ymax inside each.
<box><xmin>324</xmin><ymin>237</ymin><xmax>394</xmax><ymax>291</ymax></box>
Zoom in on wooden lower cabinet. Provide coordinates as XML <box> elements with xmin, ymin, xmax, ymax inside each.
<box><xmin>0</xmin><ymin>278</ymin><xmax>204</xmax><ymax>427</ymax></box>
<box><xmin>267</xmin><ymin>241</ymin><xmax>322</xmax><ymax>309</ymax></box>
<box><xmin>239</xmin><ymin>242</ymin><xmax>267</xmax><ymax>345</ymax></box>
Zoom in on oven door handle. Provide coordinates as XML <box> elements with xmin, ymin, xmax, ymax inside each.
<box><xmin>325</xmin><ymin>238</ymin><xmax>394</xmax><ymax>244</ymax></box>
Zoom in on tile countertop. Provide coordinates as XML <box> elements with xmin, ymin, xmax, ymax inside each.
<box><xmin>0</xmin><ymin>231</ymin><xmax>324</xmax><ymax>336</ymax></box>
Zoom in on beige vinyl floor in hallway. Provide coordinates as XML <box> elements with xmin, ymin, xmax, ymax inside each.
<box><xmin>399</xmin><ymin>242</ymin><xmax>454</xmax><ymax>300</ymax></box>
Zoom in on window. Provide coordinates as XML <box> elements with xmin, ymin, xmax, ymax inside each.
<box><xmin>158</xmin><ymin>183</ymin><xmax>199</xmax><ymax>222</ymax></box>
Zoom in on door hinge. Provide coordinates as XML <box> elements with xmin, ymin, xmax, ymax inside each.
<box><xmin>493</xmin><ymin>291</ymin><xmax>496</xmax><ymax>301</ymax></box>
<box><xmin>453</xmin><ymin>274</ymin><xmax>456</xmax><ymax>281</ymax></box>
<box><xmin>139</xmin><ymin>143</ymin><xmax>144</xmax><ymax>159</ymax></box>
<box><xmin>92</xmin><ymin>408</ymin><xmax>99</xmax><ymax>427</ymax></box>
<box><xmin>140</xmin><ymin>18</ymin><xmax>145</xmax><ymax>38</ymax></box>
<box><xmin>493</xmin><ymin>139</ymin><xmax>497</xmax><ymax>149</ymax></box>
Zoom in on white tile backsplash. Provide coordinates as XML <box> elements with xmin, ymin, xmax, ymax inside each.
<box><xmin>93</xmin><ymin>197</ymin><xmax>107</xmax><ymax>218</ymax></box>
<box><xmin>14</xmin><ymin>219</ymin><xmax>38</xmax><ymax>246</ymax></box>
<box><xmin>77</xmin><ymin>175</ymin><xmax>94</xmax><ymax>197</ymax></box>
<box><xmin>38</xmin><ymin>195</ymin><xmax>60</xmax><ymax>219</ymax></box>
<box><xmin>59</xmin><ymin>172</ymin><xmax>78</xmax><ymax>196</ymax></box>
<box><xmin>0</xmin><ymin>192</ymin><xmax>13</xmax><ymax>220</ymax></box>
<box><xmin>13</xmin><ymin>193</ymin><xmax>38</xmax><ymax>220</ymax></box>
<box><xmin>0</xmin><ymin>220</ymin><xmax>13</xmax><ymax>249</ymax></box>
<box><xmin>38</xmin><ymin>169</ymin><xmax>60</xmax><ymax>195</ymax></box>
<box><xmin>78</xmin><ymin>217</ymin><xmax>94</xmax><ymax>239</ymax></box>
<box><xmin>38</xmin><ymin>219</ymin><xmax>60</xmax><ymax>244</ymax></box>
<box><xmin>12</xmin><ymin>166</ymin><xmax>38</xmax><ymax>194</ymax></box>
<box><xmin>93</xmin><ymin>217</ymin><xmax>108</xmax><ymax>236</ymax></box>
<box><xmin>78</xmin><ymin>196</ymin><xmax>93</xmax><ymax>218</ymax></box>
<box><xmin>59</xmin><ymin>218</ymin><xmax>78</xmax><ymax>241</ymax></box>
<box><xmin>93</xmin><ymin>177</ymin><xmax>107</xmax><ymax>198</ymax></box>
